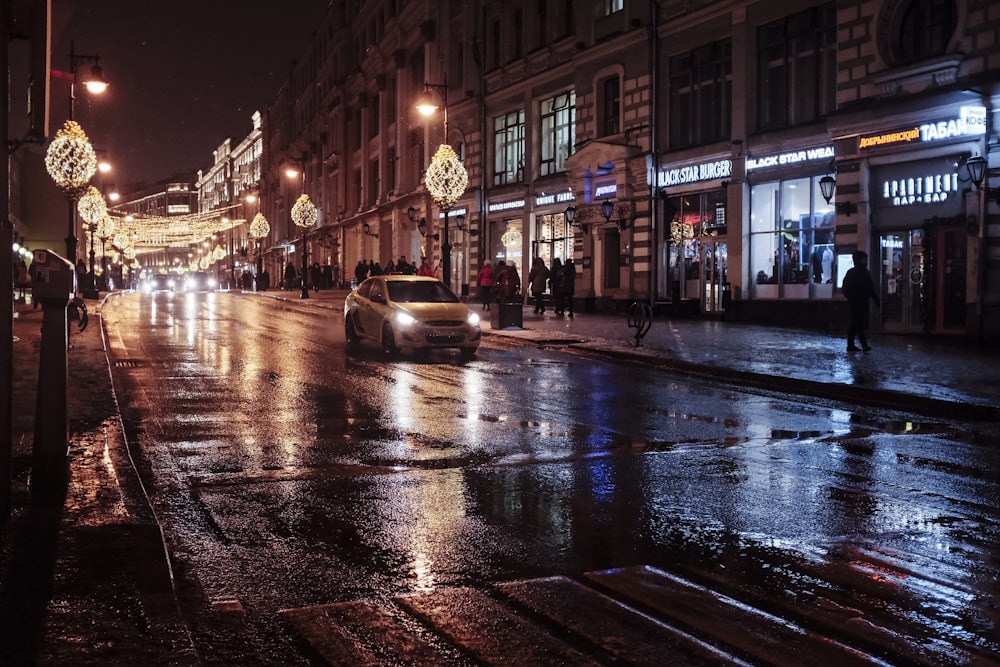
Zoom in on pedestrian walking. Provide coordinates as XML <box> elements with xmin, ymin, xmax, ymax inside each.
<box><xmin>417</xmin><ymin>257</ymin><xmax>433</xmax><ymax>276</ymax></box>
<box><xmin>494</xmin><ymin>260</ymin><xmax>521</xmax><ymax>303</ymax></box>
<box><xmin>558</xmin><ymin>258</ymin><xmax>576</xmax><ymax>317</ymax></box>
<box><xmin>477</xmin><ymin>261</ymin><xmax>493</xmax><ymax>310</ymax></box>
<box><xmin>310</xmin><ymin>263</ymin><xmax>322</xmax><ymax>292</ymax></box>
<box><xmin>284</xmin><ymin>262</ymin><xmax>297</xmax><ymax>290</ymax></box>
<box><xmin>550</xmin><ymin>258</ymin><xmax>563</xmax><ymax>315</ymax></box>
<box><xmin>528</xmin><ymin>257</ymin><xmax>550</xmax><ymax>314</ymax></box>
<box><xmin>841</xmin><ymin>250</ymin><xmax>880</xmax><ymax>352</ymax></box>
<box><xmin>355</xmin><ymin>260</ymin><xmax>368</xmax><ymax>284</ymax></box>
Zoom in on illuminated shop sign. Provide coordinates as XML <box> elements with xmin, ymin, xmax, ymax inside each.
<box><xmin>859</xmin><ymin>105</ymin><xmax>986</xmax><ymax>150</ymax></box>
<box><xmin>657</xmin><ymin>159</ymin><xmax>732</xmax><ymax>187</ymax></box>
<box><xmin>534</xmin><ymin>191</ymin><xmax>575</xmax><ymax>207</ymax></box>
<box><xmin>437</xmin><ymin>207</ymin><xmax>468</xmax><ymax>218</ymax></box>
<box><xmin>487</xmin><ymin>199</ymin><xmax>525</xmax><ymax>213</ymax></box>
<box><xmin>880</xmin><ymin>171</ymin><xmax>958</xmax><ymax>207</ymax></box>
<box><xmin>594</xmin><ymin>184</ymin><xmax>617</xmax><ymax>198</ymax></box>
<box><xmin>746</xmin><ymin>146</ymin><xmax>834</xmax><ymax>171</ymax></box>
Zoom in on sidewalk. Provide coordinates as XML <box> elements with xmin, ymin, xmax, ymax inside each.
<box><xmin>2</xmin><ymin>287</ymin><xmax>997</xmax><ymax>664</ymax></box>
<box><xmin>266</xmin><ymin>287</ymin><xmax>1000</xmax><ymax>420</ymax></box>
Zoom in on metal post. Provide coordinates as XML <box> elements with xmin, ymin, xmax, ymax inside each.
<box><xmin>300</xmin><ymin>235</ymin><xmax>309</xmax><ymax>299</ymax></box>
<box><xmin>33</xmin><ymin>299</ymin><xmax>70</xmax><ymax>500</ymax></box>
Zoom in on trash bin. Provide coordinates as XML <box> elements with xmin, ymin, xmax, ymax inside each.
<box><xmin>490</xmin><ymin>301</ymin><xmax>523</xmax><ymax>329</ymax></box>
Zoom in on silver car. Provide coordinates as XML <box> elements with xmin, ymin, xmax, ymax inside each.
<box><xmin>344</xmin><ymin>275</ymin><xmax>481</xmax><ymax>358</ymax></box>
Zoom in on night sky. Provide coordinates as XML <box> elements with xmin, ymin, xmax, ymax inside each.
<box><xmin>50</xmin><ymin>0</ymin><xmax>332</xmax><ymax>189</ymax></box>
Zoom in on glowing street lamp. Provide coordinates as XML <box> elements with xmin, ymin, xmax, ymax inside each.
<box><xmin>417</xmin><ymin>76</ymin><xmax>467</xmax><ymax>291</ymax></box>
<box><xmin>291</xmin><ymin>194</ymin><xmax>317</xmax><ymax>299</ymax></box>
<box><xmin>45</xmin><ymin>120</ymin><xmax>97</xmax><ymax>264</ymax></box>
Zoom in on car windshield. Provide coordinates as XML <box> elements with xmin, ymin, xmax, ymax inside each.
<box><xmin>387</xmin><ymin>280</ymin><xmax>459</xmax><ymax>304</ymax></box>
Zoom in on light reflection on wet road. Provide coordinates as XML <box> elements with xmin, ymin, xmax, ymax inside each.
<box><xmin>102</xmin><ymin>291</ymin><xmax>1000</xmax><ymax>664</ymax></box>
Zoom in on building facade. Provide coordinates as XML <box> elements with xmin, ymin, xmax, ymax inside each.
<box><xmin>253</xmin><ymin>0</ymin><xmax>999</xmax><ymax>341</ymax></box>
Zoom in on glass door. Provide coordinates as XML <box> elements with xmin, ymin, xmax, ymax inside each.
<box><xmin>701</xmin><ymin>240</ymin><xmax>728</xmax><ymax>312</ymax></box>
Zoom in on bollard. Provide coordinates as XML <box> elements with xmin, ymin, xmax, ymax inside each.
<box><xmin>28</xmin><ymin>250</ymin><xmax>76</xmax><ymax>501</ymax></box>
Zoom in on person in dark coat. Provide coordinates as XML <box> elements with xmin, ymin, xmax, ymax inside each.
<box><xmin>557</xmin><ymin>258</ymin><xmax>576</xmax><ymax>317</ymax></box>
<box><xmin>284</xmin><ymin>262</ymin><xmax>297</xmax><ymax>290</ymax></box>
<box><xmin>527</xmin><ymin>257</ymin><xmax>550</xmax><ymax>314</ymax></box>
<box><xmin>550</xmin><ymin>258</ymin><xmax>563</xmax><ymax>315</ymax></box>
<box><xmin>841</xmin><ymin>250</ymin><xmax>880</xmax><ymax>352</ymax></box>
<box><xmin>310</xmin><ymin>263</ymin><xmax>322</xmax><ymax>292</ymax></box>
<box><xmin>355</xmin><ymin>260</ymin><xmax>368</xmax><ymax>284</ymax></box>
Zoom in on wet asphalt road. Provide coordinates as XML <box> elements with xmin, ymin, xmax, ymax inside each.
<box><xmin>99</xmin><ymin>290</ymin><xmax>1000</xmax><ymax>665</ymax></box>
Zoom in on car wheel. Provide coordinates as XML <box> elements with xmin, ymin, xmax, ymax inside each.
<box><xmin>381</xmin><ymin>323</ymin><xmax>398</xmax><ymax>356</ymax></box>
<box><xmin>459</xmin><ymin>347</ymin><xmax>477</xmax><ymax>360</ymax></box>
<box><xmin>345</xmin><ymin>316</ymin><xmax>360</xmax><ymax>344</ymax></box>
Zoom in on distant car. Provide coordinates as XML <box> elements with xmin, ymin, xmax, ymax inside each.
<box><xmin>182</xmin><ymin>272</ymin><xmax>217</xmax><ymax>292</ymax></box>
<box><xmin>139</xmin><ymin>273</ymin><xmax>176</xmax><ymax>294</ymax></box>
<box><xmin>344</xmin><ymin>275</ymin><xmax>481</xmax><ymax>358</ymax></box>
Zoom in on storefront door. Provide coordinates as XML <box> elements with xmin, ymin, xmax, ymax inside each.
<box><xmin>879</xmin><ymin>232</ymin><xmax>924</xmax><ymax>333</ymax></box>
<box><xmin>935</xmin><ymin>226</ymin><xmax>966</xmax><ymax>334</ymax></box>
<box><xmin>878</xmin><ymin>226</ymin><xmax>966</xmax><ymax>334</ymax></box>
<box><xmin>700</xmin><ymin>240</ymin><xmax>728</xmax><ymax>313</ymax></box>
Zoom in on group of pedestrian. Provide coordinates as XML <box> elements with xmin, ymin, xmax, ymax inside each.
<box><xmin>476</xmin><ymin>256</ymin><xmax>576</xmax><ymax>316</ymax></box>
<box><xmin>354</xmin><ymin>256</ymin><xmax>439</xmax><ymax>284</ymax></box>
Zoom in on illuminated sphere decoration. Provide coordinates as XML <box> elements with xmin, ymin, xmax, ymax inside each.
<box><xmin>199</xmin><ymin>255</ymin><xmax>211</xmax><ymax>270</ymax></box>
<box><xmin>249</xmin><ymin>212</ymin><xmax>270</xmax><ymax>239</ymax></box>
<box><xmin>45</xmin><ymin>120</ymin><xmax>98</xmax><ymax>198</ymax></box>
<box><xmin>123</xmin><ymin>245</ymin><xmax>136</xmax><ymax>261</ymax></box>
<box><xmin>95</xmin><ymin>214</ymin><xmax>115</xmax><ymax>239</ymax></box>
<box><xmin>425</xmin><ymin>144</ymin><xmax>468</xmax><ymax>210</ymax></box>
<box><xmin>213</xmin><ymin>244</ymin><xmax>225</xmax><ymax>261</ymax></box>
<box><xmin>291</xmin><ymin>194</ymin><xmax>318</xmax><ymax>228</ymax></box>
<box><xmin>77</xmin><ymin>186</ymin><xmax>107</xmax><ymax>226</ymax></box>
<box><xmin>112</xmin><ymin>232</ymin><xmax>128</xmax><ymax>249</ymax></box>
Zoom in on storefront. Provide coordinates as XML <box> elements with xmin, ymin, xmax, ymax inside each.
<box><xmin>746</xmin><ymin>145</ymin><xmax>837</xmax><ymax>304</ymax></box>
<box><xmin>486</xmin><ymin>197</ymin><xmax>526</xmax><ymax>277</ymax></box>
<box><xmin>656</xmin><ymin>156</ymin><xmax>732</xmax><ymax>313</ymax></box>
<box><xmin>530</xmin><ymin>190</ymin><xmax>575</xmax><ymax>271</ymax></box>
<box><xmin>855</xmin><ymin>103</ymin><xmax>986</xmax><ymax>336</ymax></box>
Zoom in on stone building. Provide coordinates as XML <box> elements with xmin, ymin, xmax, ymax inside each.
<box><xmin>256</xmin><ymin>0</ymin><xmax>1000</xmax><ymax>340</ymax></box>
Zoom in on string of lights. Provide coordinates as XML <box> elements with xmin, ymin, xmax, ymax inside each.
<box><xmin>107</xmin><ymin>201</ymin><xmax>246</xmax><ymax>253</ymax></box>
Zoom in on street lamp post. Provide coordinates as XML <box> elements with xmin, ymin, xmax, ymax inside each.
<box><xmin>291</xmin><ymin>194</ymin><xmax>317</xmax><ymax>299</ymax></box>
<box><xmin>77</xmin><ymin>185</ymin><xmax>106</xmax><ymax>298</ymax></box>
<box><xmin>417</xmin><ymin>78</ymin><xmax>468</xmax><ymax>291</ymax></box>
<box><xmin>250</xmin><ymin>212</ymin><xmax>270</xmax><ymax>291</ymax></box>
<box><xmin>67</xmin><ymin>42</ymin><xmax>108</xmax><ymax>122</ymax></box>
<box><xmin>95</xmin><ymin>214</ymin><xmax>114</xmax><ymax>290</ymax></box>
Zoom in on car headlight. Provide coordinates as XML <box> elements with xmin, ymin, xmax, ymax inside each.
<box><xmin>167</xmin><ymin>279</ymin><xmax>175</xmax><ymax>288</ymax></box>
<box><xmin>467</xmin><ymin>312</ymin><xmax>480</xmax><ymax>326</ymax></box>
<box><xmin>208</xmin><ymin>278</ymin><xmax>217</xmax><ymax>287</ymax></box>
<box><xmin>395</xmin><ymin>311</ymin><xmax>418</xmax><ymax>327</ymax></box>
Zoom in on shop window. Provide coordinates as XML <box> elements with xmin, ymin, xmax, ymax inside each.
<box><xmin>493</xmin><ymin>109</ymin><xmax>525</xmax><ymax>185</ymax></box>
<box><xmin>757</xmin><ymin>4</ymin><xmax>836</xmax><ymax>131</ymax></box>
<box><xmin>749</xmin><ymin>176</ymin><xmax>835</xmax><ymax>299</ymax></box>
<box><xmin>540</xmin><ymin>91</ymin><xmax>576</xmax><ymax>176</ymax></box>
<box><xmin>534</xmin><ymin>213</ymin><xmax>573</xmax><ymax>266</ymax></box>
<box><xmin>669</xmin><ymin>40</ymin><xmax>732</xmax><ymax>149</ymax></box>
<box><xmin>602</xmin><ymin>0</ymin><xmax>623</xmax><ymax>16</ymax></box>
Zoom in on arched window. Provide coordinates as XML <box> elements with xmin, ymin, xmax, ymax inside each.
<box><xmin>897</xmin><ymin>0</ymin><xmax>957</xmax><ymax>63</ymax></box>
